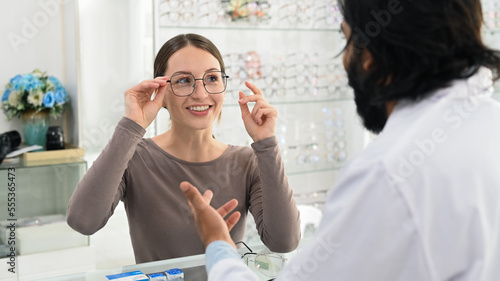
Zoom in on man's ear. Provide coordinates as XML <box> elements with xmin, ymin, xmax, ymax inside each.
<box><xmin>361</xmin><ymin>48</ymin><xmax>374</xmax><ymax>71</ymax></box>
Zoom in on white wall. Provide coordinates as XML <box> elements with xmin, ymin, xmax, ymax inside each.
<box><xmin>78</xmin><ymin>0</ymin><xmax>154</xmax><ymax>156</ymax></box>
<box><xmin>0</xmin><ymin>0</ymin><xmax>153</xmax><ymax>150</ymax></box>
<box><xmin>0</xmin><ymin>0</ymin><xmax>79</xmax><ymax>145</ymax></box>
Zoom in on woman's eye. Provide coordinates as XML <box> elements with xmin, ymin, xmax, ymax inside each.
<box><xmin>205</xmin><ymin>75</ymin><xmax>219</xmax><ymax>83</ymax></box>
<box><xmin>175</xmin><ymin>76</ymin><xmax>193</xmax><ymax>84</ymax></box>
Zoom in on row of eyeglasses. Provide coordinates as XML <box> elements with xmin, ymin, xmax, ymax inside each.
<box><xmin>484</xmin><ymin>1</ymin><xmax>500</xmax><ymax>29</ymax></box>
<box><xmin>223</xmin><ymin>50</ymin><xmax>352</xmax><ymax>103</ymax></box>
<box><xmin>276</xmin><ymin>106</ymin><xmax>348</xmax><ymax>169</ymax></box>
<box><xmin>158</xmin><ymin>0</ymin><xmax>343</xmax><ymax>29</ymax></box>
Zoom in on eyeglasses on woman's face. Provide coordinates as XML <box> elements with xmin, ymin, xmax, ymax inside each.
<box><xmin>167</xmin><ymin>71</ymin><xmax>229</xmax><ymax>97</ymax></box>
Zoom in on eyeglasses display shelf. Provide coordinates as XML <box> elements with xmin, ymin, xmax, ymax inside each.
<box><xmin>153</xmin><ymin>0</ymin><xmax>367</xmax><ymax>212</ymax></box>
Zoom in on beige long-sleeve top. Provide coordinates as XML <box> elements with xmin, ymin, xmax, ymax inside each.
<box><xmin>67</xmin><ymin>117</ymin><xmax>300</xmax><ymax>264</ymax></box>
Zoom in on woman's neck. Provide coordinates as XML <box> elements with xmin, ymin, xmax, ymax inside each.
<box><xmin>152</xmin><ymin>125</ymin><xmax>227</xmax><ymax>163</ymax></box>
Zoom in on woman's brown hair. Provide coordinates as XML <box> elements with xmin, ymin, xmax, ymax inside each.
<box><xmin>154</xmin><ymin>33</ymin><xmax>225</xmax><ymax>78</ymax></box>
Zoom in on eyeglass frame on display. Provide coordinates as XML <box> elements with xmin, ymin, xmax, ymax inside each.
<box><xmin>167</xmin><ymin>71</ymin><xmax>229</xmax><ymax>97</ymax></box>
<box><xmin>159</xmin><ymin>0</ymin><xmax>194</xmax><ymax>10</ymax></box>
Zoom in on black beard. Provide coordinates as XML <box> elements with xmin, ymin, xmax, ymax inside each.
<box><xmin>346</xmin><ymin>59</ymin><xmax>388</xmax><ymax>134</ymax></box>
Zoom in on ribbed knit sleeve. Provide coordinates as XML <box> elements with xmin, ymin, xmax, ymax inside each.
<box><xmin>249</xmin><ymin>136</ymin><xmax>301</xmax><ymax>253</ymax></box>
<box><xmin>67</xmin><ymin>117</ymin><xmax>145</xmax><ymax>235</ymax></box>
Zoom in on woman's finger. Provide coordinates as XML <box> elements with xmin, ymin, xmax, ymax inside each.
<box><xmin>152</xmin><ymin>83</ymin><xmax>168</xmax><ymax>105</ymax></box>
<box><xmin>154</xmin><ymin>76</ymin><xmax>169</xmax><ymax>81</ymax></box>
<box><xmin>251</xmin><ymin>100</ymin><xmax>277</xmax><ymax>123</ymax></box>
<box><xmin>239</xmin><ymin>91</ymin><xmax>252</xmax><ymax>119</ymax></box>
<box><xmin>244</xmin><ymin>81</ymin><xmax>263</xmax><ymax>96</ymax></box>
<box><xmin>240</xmin><ymin>93</ymin><xmax>266</xmax><ymax>104</ymax></box>
<box><xmin>238</xmin><ymin>81</ymin><xmax>266</xmax><ymax>104</ymax></box>
<box><xmin>131</xmin><ymin>81</ymin><xmax>168</xmax><ymax>101</ymax></box>
<box><xmin>134</xmin><ymin>80</ymin><xmax>168</xmax><ymax>92</ymax></box>
<box><xmin>253</xmin><ymin>107</ymin><xmax>277</xmax><ymax>124</ymax></box>
<box><xmin>250</xmin><ymin>101</ymin><xmax>265</xmax><ymax>124</ymax></box>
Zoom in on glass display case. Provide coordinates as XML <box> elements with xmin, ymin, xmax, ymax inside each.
<box><xmin>0</xmin><ymin>158</ymin><xmax>92</xmax><ymax>280</ymax></box>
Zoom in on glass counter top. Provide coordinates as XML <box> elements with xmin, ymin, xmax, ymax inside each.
<box><xmin>41</xmin><ymin>239</ymin><xmax>313</xmax><ymax>281</ymax></box>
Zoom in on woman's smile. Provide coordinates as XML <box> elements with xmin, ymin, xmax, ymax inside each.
<box><xmin>187</xmin><ymin>104</ymin><xmax>212</xmax><ymax>115</ymax></box>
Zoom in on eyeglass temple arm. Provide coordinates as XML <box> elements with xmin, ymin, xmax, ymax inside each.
<box><xmin>235</xmin><ymin>241</ymin><xmax>254</xmax><ymax>252</ymax></box>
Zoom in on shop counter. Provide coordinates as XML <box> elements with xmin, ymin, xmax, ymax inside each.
<box><xmin>42</xmin><ymin>239</ymin><xmax>312</xmax><ymax>281</ymax></box>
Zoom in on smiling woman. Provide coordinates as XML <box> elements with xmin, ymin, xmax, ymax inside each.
<box><xmin>66</xmin><ymin>33</ymin><xmax>301</xmax><ymax>264</ymax></box>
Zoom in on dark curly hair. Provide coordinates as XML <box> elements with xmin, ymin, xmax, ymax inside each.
<box><xmin>339</xmin><ymin>0</ymin><xmax>500</xmax><ymax>104</ymax></box>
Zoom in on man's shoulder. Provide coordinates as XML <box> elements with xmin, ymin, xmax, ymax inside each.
<box><xmin>348</xmin><ymin>90</ymin><xmax>500</xmax><ymax>187</ymax></box>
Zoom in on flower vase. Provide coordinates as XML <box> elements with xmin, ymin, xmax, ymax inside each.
<box><xmin>21</xmin><ymin>110</ymin><xmax>49</xmax><ymax>148</ymax></box>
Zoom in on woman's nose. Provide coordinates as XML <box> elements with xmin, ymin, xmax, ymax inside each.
<box><xmin>190</xmin><ymin>79</ymin><xmax>209</xmax><ymax>99</ymax></box>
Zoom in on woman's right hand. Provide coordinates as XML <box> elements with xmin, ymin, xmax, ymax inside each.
<box><xmin>124</xmin><ymin>76</ymin><xmax>169</xmax><ymax>129</ymax></box>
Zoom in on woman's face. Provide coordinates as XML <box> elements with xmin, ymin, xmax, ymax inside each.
<box><xmin>163</xmin><ymin>45</ymin><xmax>225</xmax><ymax>131</ymax></box>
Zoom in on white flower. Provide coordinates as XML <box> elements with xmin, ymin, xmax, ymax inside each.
<box><xmin>7</xmin><ymin>90</ymin><xmax>22</xmax><ymax>107</ymax></box>
<box><xmin>46</xmin><ymin>79</ymin><xmax>55</xmax><ymax>91</ymax></box>
<box><xmin>27</xmin><ymin>89</ymin><xmax>44</xmax><ymax>107</ymax></box>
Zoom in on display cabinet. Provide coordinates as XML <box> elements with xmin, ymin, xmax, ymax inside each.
<box><xmin>0</xmin><ymin>158</ymin><xmax>93</xmax><ymax>280</ymax></box>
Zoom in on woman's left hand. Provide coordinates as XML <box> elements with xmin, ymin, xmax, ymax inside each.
<box><xmin>238</xmin><ymin>81</ymin><xmax>277</xmax><ymax>142</ymax></box>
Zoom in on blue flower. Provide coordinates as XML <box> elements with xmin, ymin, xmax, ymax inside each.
<box><xmin>23</xmin><ymin>74</ymin><xmax>43</xmax><ymax>92</ymax></box>
<box><xmin>12</xmin><ymin>74</ymin><xmax>43</xmax><ymax>92</ymax></box>
<box><xmin>48</xmin><ymin>76</ymin><xmax>63</xmax><ymax>88</ymax></box>
<box><xmin>54</xmin><ymin>89</ymin><xmax>67</xmax><ymax>104</ymax></box>
<box><xmin>2</xmin><ymin>70</ymin><xmax>68</xmax><ymax>120</ymax></box>
<box><xmin>9</xmin><ymin>75</ymin><xmax>22</xmax><ymax>86</ymax></box>
<box><xmin>1</xmin><ymin>89</ymin><xmax>10</xmax><ymax>102</ymax></box>
<box><xmin>43</xmin><ymin>91</ymin><xmax>55</xmax><ymax>108</ymax></box>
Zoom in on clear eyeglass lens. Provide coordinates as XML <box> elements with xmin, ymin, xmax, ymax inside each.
<box><xmin>170</xmin><ymin>74</ymin><xmax>195</xmax><ymax>96</ymax></box>
<box><xmin>166</xmin><ymin>0</ymin><xmax>180</xmax><ymax>9</ymax></box>
<box><xmin>254</xmin><ymin>253</ymin><xmax>285</xmax><ymax>277</ymax></box>
<box><xmin>203</xmin><ymin>71</ymin><xmax>227</xmax><ymax>93</ymax></box>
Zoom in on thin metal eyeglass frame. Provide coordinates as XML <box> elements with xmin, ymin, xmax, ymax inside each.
<box><xmin>235</xmin><ymin>241</ymin><xmax>287</xmax><ymax>278</ymax></box>
<box><xmin>167</xmin><ymin>71</ymin><xmax>229</xmax><ymax>97</ymax></box>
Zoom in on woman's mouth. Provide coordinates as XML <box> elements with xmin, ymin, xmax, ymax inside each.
<box><xmin>187</xmin><ymin>105</ymin><xmax>211</xmax><ymax>112</ymax></box>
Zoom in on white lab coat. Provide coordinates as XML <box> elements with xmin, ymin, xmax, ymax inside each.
<box><xmin>209</xmin><ymin>69</ymin><xmax>500</xmax><ymax>281</ymax></box>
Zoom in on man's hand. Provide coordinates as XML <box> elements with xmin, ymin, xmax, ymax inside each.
<box><xmin>180</xmin><ymin>181</ymin><xmax>241</xmax><ymax>249</ymax></box>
